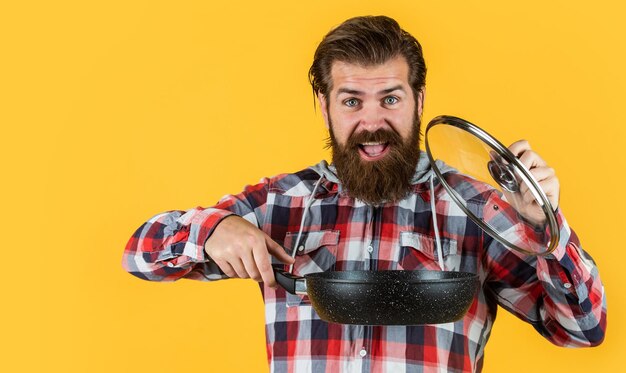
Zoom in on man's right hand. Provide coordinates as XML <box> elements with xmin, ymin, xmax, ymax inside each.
<box><xmin>204</xmin><ymin>215</ymin><xmax>295</xmax><ymax>288</ymax></box>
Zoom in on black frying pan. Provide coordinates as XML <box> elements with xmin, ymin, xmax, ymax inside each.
<box><xmin>274</xmin><ymin>267</ymin><xmax>479</xmax><ymax>325</ymax></box>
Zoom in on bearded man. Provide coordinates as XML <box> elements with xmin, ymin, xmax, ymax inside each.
<box><xmin>123</xmin><ymin>16</ymin><xmax>605</xmax><ymax>372</ymax></box>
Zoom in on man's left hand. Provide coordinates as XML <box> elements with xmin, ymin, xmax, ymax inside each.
<box><xmin>502</xmin><ymin>140</ymin><xmax>560</xmax><ymax>226</ymax></box>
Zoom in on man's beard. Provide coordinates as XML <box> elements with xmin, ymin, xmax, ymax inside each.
<box><xmin>328</xmin><ymin>117</ymin><xmax>421</xmax><ymax>205</ymax></box>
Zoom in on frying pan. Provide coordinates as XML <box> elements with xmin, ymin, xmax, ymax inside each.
<box><xmin>274</xmin><ymin>267</ymin><xmax>479</xmax><ymax>325</ymax></box>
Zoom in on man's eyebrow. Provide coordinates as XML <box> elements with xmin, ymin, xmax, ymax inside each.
<box><xmin>336</xmin><ymin>88</ymin><xmax>364</xmax><ymax>96</ymax></box>
<box><xmin>335</xmin><ymin>85</ymin><xmax>406</xmax><ymax>96</ymax></box>
<box><xmin>379</xmin><ymin>85</ymin><xmax>405</xmax><ymax>95</ymax></box>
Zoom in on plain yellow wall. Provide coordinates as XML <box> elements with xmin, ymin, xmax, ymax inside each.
<box><xmin>2</xmin><ymin>1</ymin><xmax>623</xmax><ymax>372</ymax></box>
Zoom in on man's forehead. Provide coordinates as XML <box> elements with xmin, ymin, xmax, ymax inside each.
<box><xmin>329</xmin><ymin>56</ymin><xmax>410</xmax><ymax>94</ymax></box>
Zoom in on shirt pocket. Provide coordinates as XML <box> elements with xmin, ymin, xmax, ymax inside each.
<box><xmin>397</xmin><ymin>231</ymin><xmax>460</xmax><ymax>271</ymax></box>
<box><xmin>283</xmin><ymin>229</ymin><xmax>340</xmax><ymax>307</ymax></box>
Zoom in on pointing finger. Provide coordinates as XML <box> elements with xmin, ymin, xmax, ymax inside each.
<box><xmin>265</xmin><ymin>235</ymin><xmax>296</xmax><ymax>265</ymax></box>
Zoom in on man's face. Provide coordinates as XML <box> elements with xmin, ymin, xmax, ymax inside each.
<box><xmin>319</xmin><ymin>56</ymin><xmax>424</xmax><ymax>204</ymax></box>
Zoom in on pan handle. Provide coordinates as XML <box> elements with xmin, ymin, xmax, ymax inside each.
<box><xmin>207</xmin><ymin>256</ymin><xmax>306</xmax><ymax>294</ymax></box>
<box><xmin>273</xmin><ymin>266</ymin><xmax>307</xmax><ymax>295</ymax></box>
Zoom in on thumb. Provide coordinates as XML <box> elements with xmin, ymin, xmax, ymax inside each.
<box><xmin>265</xmin><ymin>234</ymin><xmax>295</xmax><ymax>264</ymax></box>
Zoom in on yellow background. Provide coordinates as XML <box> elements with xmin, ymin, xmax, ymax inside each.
<box><xmin>2</xmin><ymin>1</ymin><xmax>624</xmax><ymax>372</ymax></box>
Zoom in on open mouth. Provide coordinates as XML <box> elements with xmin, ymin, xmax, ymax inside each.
<box><xmin>358</xmin><ymin>141</ymin><xmax>390</xmax><ymax>161</ymax></box>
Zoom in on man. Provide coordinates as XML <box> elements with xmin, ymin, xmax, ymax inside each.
<box><xmin>123</xmin><ymin>16</ymin><xmax>606</xmax><ymax>372</ymax></box>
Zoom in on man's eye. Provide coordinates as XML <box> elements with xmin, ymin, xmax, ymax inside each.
<box><xmin>384</xmin><ymin>96</ymin><xmax>399</xmax><ymax>105</ymax></box>
<box><xmin>344</xmin><ymin>98</ymin><xmax>359</xmax><ymax>107</ymax></box>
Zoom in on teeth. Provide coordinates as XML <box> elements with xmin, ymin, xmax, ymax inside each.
<box><xmin>361</xmin><ymin>142</ymin><xmax>384</xmax><ymax>146</ymax></box>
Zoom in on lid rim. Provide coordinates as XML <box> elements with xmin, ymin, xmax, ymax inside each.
<box><xmin>424</xmin><ymin>115</ymin><xmax>559</xmax><ymax>256</ymax></box>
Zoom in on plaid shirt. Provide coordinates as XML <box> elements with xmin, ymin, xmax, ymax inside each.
<box><xmin>123</xmin><ymin>155</ymin><xmax>606</xmax><ymax>373</ymax></box>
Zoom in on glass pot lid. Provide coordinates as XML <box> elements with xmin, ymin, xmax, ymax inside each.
<box><xmin>424</xmin><ymin>115</ymin><xmax>559</xmax><ymax>256</ymax></box>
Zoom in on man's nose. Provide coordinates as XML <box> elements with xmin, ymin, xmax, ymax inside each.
<box><xmin>358</xmin><ymin>103</ymin><xmax>388</xmax><ymax>132</ymax></box>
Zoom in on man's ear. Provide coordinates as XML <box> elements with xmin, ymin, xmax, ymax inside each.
<box><xmin>318</xmin><ymin>93</ymin><xmax>330</xmax><ymax>129</ymax></box>
<box><xmin>417</xmin><ymin>89</ymin><xmax>425</xmax><ymax>119</ymax></box>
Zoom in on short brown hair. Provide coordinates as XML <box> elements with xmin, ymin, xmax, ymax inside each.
<box><xmin>309</xmin><ymin>16</ymin><xmax>426</xmax><ymax>103</ymax></box>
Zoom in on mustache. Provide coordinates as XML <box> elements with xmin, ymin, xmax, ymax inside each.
<box><xmin>346</xmin><ymin>129</ymin><xmax>402</xmax><ymax>148</ymax></box>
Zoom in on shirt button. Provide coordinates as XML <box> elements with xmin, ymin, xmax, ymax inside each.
<box><xmin>563</xmin><ymin>282</ymin><xmax>572</xmax><ymax>289</ymax></box>
<box><xmin>359</xmin><ymin>348</ymin><xmax>367</xmax><ymax>357</ymax></box>
<box><xmin>298</xmin><ymin>245</ymin><xmax>305</xmax><ymax>252</ymax></box>
<box><xmin>367</xmin><ymin>245</ymin><xmax>374</xmax><ymax>253</ymax></box>
<box><xmin>167</xmin><ymin>262</ymin><xmax>175</xmax><ymax>268</ymax></box>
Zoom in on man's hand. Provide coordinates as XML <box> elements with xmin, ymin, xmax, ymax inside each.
<box><xmin>502</xmin><ymin>140</ymin><xmax>560</xmax><ymax>226</ymax></box>
<box><xmin>204</xmin><ymin>215</ymin><xmax>295</xmax><ymax>287</ymax></box>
